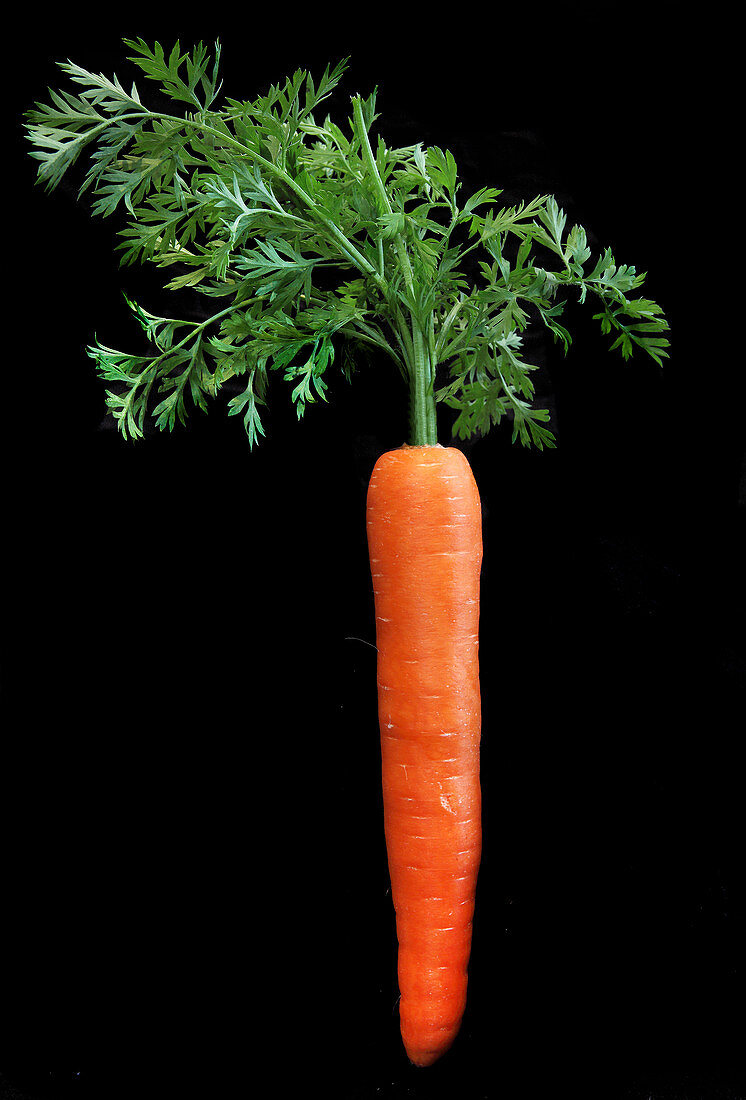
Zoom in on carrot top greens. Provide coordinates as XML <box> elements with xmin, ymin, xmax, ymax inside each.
<box><xmin>25</xmin><ymin>41</ymin><xmax>669</xmax><ymax>448</ymax></box>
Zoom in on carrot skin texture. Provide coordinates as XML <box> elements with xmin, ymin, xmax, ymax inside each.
<box><xmin>366</xmin><ymin>444</ymin><xmax>483</xmax><ymax>1067</ymax></box>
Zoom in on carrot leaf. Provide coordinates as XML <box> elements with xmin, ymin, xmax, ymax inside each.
<box><xmin>25</xmin><ymin>42</ymin><xmax>670</xmax><ymax>448</ymax></box>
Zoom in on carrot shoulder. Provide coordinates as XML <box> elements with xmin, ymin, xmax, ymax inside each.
<box><xmin>366</xmin><ymin>444</ymin><xmax>483</xmax><ymax>1066</ymax></box>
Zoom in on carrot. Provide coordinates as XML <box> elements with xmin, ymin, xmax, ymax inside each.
<box><xmin>367</xmin><ymin>443</ymin><xmax>483</xmax><ymax>1066</ymax></box>
<box><xmin>26</xmin><ymin>45</ymin><xmax>670</xmax><ymax>1071</ymax></box>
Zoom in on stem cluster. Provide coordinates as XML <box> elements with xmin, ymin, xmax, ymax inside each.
<box><xmin>351</xmin><ymin>97</ymin><xmax>437</xmax><ymax>446</ymax></box>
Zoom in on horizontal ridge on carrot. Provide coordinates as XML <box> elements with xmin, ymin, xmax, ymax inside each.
<box><xmin>24</xmin><ymin>41</ymin><xmax>669</xmax><ymax>1068</ymax></box>
<box><xmin>367</xmin><ymin>444</ymin><xmax>482</xmax><ymax>1066</ymax></box>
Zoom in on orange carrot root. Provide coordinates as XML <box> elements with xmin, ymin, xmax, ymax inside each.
<box><xmin>367</xmin><ymin>444</ymin><xmax>483</xmax><ymax>1066</ymax></box>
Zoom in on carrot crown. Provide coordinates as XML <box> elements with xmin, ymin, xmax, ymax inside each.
<box><xmin>25</xmin><ymin>43</ymin><xmax>669</xmax><ymax>448</ymax></box>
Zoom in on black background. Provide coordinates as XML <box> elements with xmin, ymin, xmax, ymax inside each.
<box><xmin>2</xmin><ymin>5</ymin><xmax>744</xmax><ymax>1099</ymax></box>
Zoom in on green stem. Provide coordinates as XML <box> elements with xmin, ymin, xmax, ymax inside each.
<box><xmin>410</xmin><ymin>325</ymin><xmax>437</xmax><ymax>446</ymax></box>
<box><xmin>351</xmin><ymin>96</ymin><xmax>437</xmax><ymax>446</ymax></box>
<box><xmin>425</xmin><ymin>314</ymin><xmax>438</xmax><ymax>443</ymax></box>
<box><xmin>435</xmin><ymin>295</ymin><xmax>468</xmax><ymax>361</ymax></box>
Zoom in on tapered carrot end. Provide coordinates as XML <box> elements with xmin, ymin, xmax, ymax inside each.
<box><xmin>404</xmin><ymin>1034</ymin><xmax>457</xmax><ymax>1067</ymax></box>
<box><xmin>401</xmin><ymin>1017</ymin><xmax>460</xmax><ymax>1067</ymax></box>
<box><xmin>406</xmin><ymin>1046</ymin><xmax>446</xmax><ymax>1068</ymax></box>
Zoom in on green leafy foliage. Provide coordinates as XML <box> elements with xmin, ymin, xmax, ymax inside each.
<box><xmin>25</xmin><ymin>41</ymin><xmax>669</xmax><ymax>448</ymax></box>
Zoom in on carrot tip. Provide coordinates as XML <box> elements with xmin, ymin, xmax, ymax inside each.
<box><xmin>405</xmin><ymin>1042</ymin><xmax>452</xmax><ymax>1068</ymax></box>
<box><xmin>408</xmin><ymin>1052</ymin><xmax>441</xmax><ymax>1068</ymax></box>
<box><xmin>403</xmin><ymin>1027</ymin><xmax>459</xmax><ymax>1067</ymax></box>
